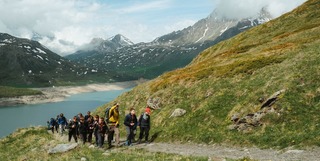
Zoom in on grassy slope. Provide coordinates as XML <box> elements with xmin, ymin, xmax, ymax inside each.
<box><xmin>95</xmin><ymin>0</ymin><xmax>320</xmax><ymax>148</ymax></box>
<box><xmin>0</xmin><ymin>86</ymin><xmax>42</xmax><ymax>98</ymax></box>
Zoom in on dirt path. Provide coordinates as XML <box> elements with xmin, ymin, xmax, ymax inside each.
<box><xmin>49</xmin><ymin>131</ymin><xmax>320</xmax><ymax>160</ymax></box>
<box><xmin>130</xmin><ymin>142</ymin><xmax>320</xmax><ymax>161</ymax></box>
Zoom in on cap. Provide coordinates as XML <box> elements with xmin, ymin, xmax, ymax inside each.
<box><xmin>145</xmin><ymin>107</ymin><xmax>151</xmax><ymax>114</ymax></box>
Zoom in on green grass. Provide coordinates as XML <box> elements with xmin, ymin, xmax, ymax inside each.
<box><xmin>93</xmin><ymin>0</ymin><xmax>320</xmax><ymax>149</ymax></box>
<box><xmin>0</xmin><ymin>86</ymin><xmax>42</xmax><ymax>98</ymax></box>
<box><xmin>0</xmin><ymin>127</ymin><xmax>209</xmax><ymax>161</ymax></box>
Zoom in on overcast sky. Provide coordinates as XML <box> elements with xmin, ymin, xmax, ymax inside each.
<box><xmin>0</xmin><ymin>0</ymin><xmax>307</xmax><ymax>55</ymax></box>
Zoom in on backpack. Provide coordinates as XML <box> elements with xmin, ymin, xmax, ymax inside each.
<box><xmin>105</xmin><ymin>107</ymin><xmax>113</xmax><ymax>123</ymax></box>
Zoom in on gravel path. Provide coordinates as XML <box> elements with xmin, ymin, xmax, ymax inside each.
<box><xmin>49</xmin><ymin>131</ymin><xmax>320</xmax><ymax>160</ymax></box>
<box><xmin>133</xmin><ymin>142</ymin><xmax>320</xmax><ymax>161</ymax></box>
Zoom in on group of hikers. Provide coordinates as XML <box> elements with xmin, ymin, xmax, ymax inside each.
<box><xmin>47</xmin><ymin>103</ymin><xmax>151</xmax><ymax>149</ymax></box>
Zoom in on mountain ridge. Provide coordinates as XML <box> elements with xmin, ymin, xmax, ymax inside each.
<box><xmin>0</xmin><ymin>33</ymin><xmax>124</xmax><ymax>87</ymax></box>
<box><xmin>66</xmin><ymin>8</ymin><xmax>272</xmax><ymax>80</ymax></box>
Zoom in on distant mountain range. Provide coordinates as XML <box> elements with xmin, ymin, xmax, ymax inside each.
<box><xmin>66</xmin><ymin>8</ymin><xmax>272</xmax><ymax>79</ymax></box>
<box><xmin>0</xmin><ymin>33</ymin><xmax>124</xmax><ymax>87</ymax></box>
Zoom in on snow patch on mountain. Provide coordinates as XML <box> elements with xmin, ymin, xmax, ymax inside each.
<box><xmin>195</xmin><ymin>24</ymin><xmax>209</xmax><ymax>43</ymax></box>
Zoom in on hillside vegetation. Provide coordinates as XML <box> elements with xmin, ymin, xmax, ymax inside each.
<box><xmin>95</xmin><ymin>0</ymin><xmax>320</xmax><ymax>148</ymax></box>
<box><xmin>0</xmin><ymin>86</ymin><xmax>42</xmax><ymax>98</ymax></box>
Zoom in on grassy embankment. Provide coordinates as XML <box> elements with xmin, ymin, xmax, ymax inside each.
<box><xmin>0</xmin><ymin>127</ymin><xmax>216</xmax><ymax>161</ymax></box>
<box><xmin>94</xmin><ymin>0</ymin><xmax>320</xmax><ymax>149</ymax></box>
<box><xmin>0</xmin><ymin>86</ymin><xmax>42</xmax><ymax>98</ymax></box>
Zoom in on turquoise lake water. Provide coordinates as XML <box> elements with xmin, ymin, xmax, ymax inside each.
<box><xmin>0</xmin><ymin>88</ymin><xmax>130</xmax><ymax>138</ymax></box>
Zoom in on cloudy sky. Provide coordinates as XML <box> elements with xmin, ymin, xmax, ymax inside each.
<box><xmin>0</xmin><ymin>0</ymin><xmax>307</xmax><ymax>55</ymax></box>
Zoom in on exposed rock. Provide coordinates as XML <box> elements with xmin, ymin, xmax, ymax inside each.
<box><xmin>227</xmin><ymin>124</ymin><xmax>238</xmax><ymax>130</ymax></box>
<box><xmin>81</xmin><ymin>157</ymin><xmax>87</xmax><ymax>161</ymax></box>
<box><xmin>147</xmin><ymin>97</ymin><xmax>161</xmax><ymax>109</ymax></box>
<box><xmin>230</xmin><ymin>90</ymin><xmax>285</xmax><ymax>132</ymax></box>
<box><xmin>261</xmin><ymin>89</ymin><xmax>285</xmax><ymax>109</ymax></box>
<box><xmin>48</xmin><ymin>143</ymin><xmax>78</xmax><ymax>154</ymax></box>
<box><xmin>170</xmin><ymin>108</ymin><xmax>187</xmax><ymax>117</ymax></box>
<box><xmin>88</xmin><ymin>145</ymin><xmax>95</xmax><ymax>149</ymax></box>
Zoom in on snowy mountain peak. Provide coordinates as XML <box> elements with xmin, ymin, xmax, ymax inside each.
<box><xmin>108</xmin><ymin>34</ymin><xmax>134</xmax><ymax>46</ymax></box>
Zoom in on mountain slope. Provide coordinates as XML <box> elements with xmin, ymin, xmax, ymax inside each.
<box><xmin>66</xmin><ymin>9</ymin><xmax>271</xmax><ymax>80</ymax></box>
<box><xmin>95</xmin><ymin>0</ymin><xmax>320</xmax><ymax>148</ymax></box>
<box><xmin>0</xmin><ymin>33</ymin><xmax>120</xmax><ymax>87</ymax></box>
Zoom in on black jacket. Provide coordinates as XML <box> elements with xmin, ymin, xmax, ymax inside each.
<box><xmin>68</xmin><ymin>121</ymin><xmax>78</xmax><ymax>133</ymax></box>
<box><xmin>138</xmin><ymin>113</ymin><xmax>150</xmax><ymax>128</ymax></box>
<box><xmin>78</xmin><ymin>121</ymin><xmax>88</xmax><ymax>133</ymax></box>
<box><xmin>124</xmin><ymin>114</ymin><xmax>138</xmax><ymax>129</ymax></box>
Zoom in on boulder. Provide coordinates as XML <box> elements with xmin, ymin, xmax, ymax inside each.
<box><xmin>170</xmin><ymin>108</ymin><xmax>187</xmax><ymax>117</ymax></box>
<box><xmin>261</xmin><ymin>89</ymin><xmax>285</xmax><ymax>109</ymax></box>
<box><xmin>48</xmin><ymin>143</ymin><xmax>78</xmax><ymax>154</ymax></box>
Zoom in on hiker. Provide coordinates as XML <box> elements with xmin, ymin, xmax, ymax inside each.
<box><xmin>124</xmin><ymin>107</ymin><xmax>138</xmax><ymax>146</ymax></box>
<box><xmin>55</xmin><ymin>115</ymin><xmax>59</xmax><ymax>133</ymax></box>
<box><xmin>97</xmin><ymin>117</ymin><xmax>107</xmax><ymax>148</ymax></box>
<box><xmin>68</xmin><ymin>116</ymin><xmax>78</xmax><ymax>143</ymax></box>
<box><xmin>78</xmin><ymin>116</ymin><xmax>88</xmax><ymax>145</ymax></box>
<box><xmin>87</xmin><ymin>117</ymin><xmax>94</xmax><ymax>144</ymax></box>
<box><xmin>138</xmin><ymin>107</ymin><xmax>151</xmax><ymax>144</ymax></box>
<box><xmin>93</xmin><ymin>115</ymin><xmax>100</xmax><ymax>146</ymax></box>
<box><xmin>47</xmin><ymin>121</ymin><xmax>50</xmax><ymax>130</ymax></box>
<box><xmin>49</xmin><ymin>118</ymin><xmax>57</xmax><ymax>133</ymax></box>
<box><xmin>85</xmin><ymin>111</ymin><xmax>93</xmax><ymax>121</ymax></box>
<box><xmin>107</xmin><ymin>103</ymin><xmax>120</xmax><ymax>148</ymax></box>
<box><xmin>58</xmin><ymin>113</ymin><xmax>67</xmax><ymax>136</ymax></box>
<box><xmin>76</xmin><ymin>113</ymin><xmax>83</xmax><ymax>137</ymax></box>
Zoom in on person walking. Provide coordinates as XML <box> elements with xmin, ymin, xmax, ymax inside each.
<box><xmin>107</xmin><ymin>103</ymin><xmax>120</xmax><ymax>148</ymax></box>
<box><xmin>93</xmin><ymin>115</ymin><xmax>99</xmax><ymax>147</ymax></box>
<box><xmin>87</xmin><ymin>117</ymin><xmax>94</xmax><ymax>144</ymax></box>
<box><xmin>78</xmin><ymin>116</ymin><xmax>88</xmax><ymax>145</ymax></box>
<box><xmin>58</xmin><ymin>113</ymin><xmax>67</xmax><ymax>136</ymax></box>
<box><xmin>97</xmin><ymin>117</ymin><xmax>107</xmax><ymax>148</ymax></box>
<box><xmin>68</xmin><ymin>116</ymin><xmax>78</xmax><ymax>143</ymax></box>
<box><xmin>124</xmin><ymin>108</ymin><xmax>138</xmax><ymax>146</ymax></box>
<box><xmin>138</xmin><ymin>107</ymin><xmax>151</xmax><ymax>144</ymax></box>
<box><xmin>49</xmin><ymin>118</ymin><xmax>57</xmax><ymax>133</ymax></box>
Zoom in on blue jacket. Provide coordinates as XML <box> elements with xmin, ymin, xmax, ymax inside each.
<box><xmin>58</xmin><ymin>116</ymin><xmax>67</xmax><ymax>125</ymax></box>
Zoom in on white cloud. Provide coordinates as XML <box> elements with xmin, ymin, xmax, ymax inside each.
<box><xmin>214</xmin><ymin>0</ymin><xmax>307</xmax><ymax>19</ymax></box>
<box><xmin>117</xmin><ymin>0</ymin><xmax>171</xmax><ymax>14</ymax></box>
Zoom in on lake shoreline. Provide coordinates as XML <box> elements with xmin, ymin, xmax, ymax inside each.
<box><xmin>0</xmin><ymin>80</ymin><xmax>145</xmax><ymax>107</ymax></box>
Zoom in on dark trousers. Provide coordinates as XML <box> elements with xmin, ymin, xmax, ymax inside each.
<box><xmin>55</xmin><ymin>125</ymin><xmax>58</xmax><ymax>133</ymax></box>
<box><xmin>94</xmin><ymin>131</ymin><xmax>99</xmax><ymax>146</ymax></box>
<box><xmin>139</xmin><ymin>126</ymin><xmax>150</xmax><ymax>141</ymax></box>
<box><xmin>107</xmin><ymin>129</ymin><xmax>114</xmax><ymax>147</ymax></box>
<box><xmin>51</xmin><ymin>126</ymin><xmax>55</xmax><ymax>133</ymax></box>
<box><xmin>126</xmin><ymin>126</ymin><xmax>135</xmax><ymax>145</ymax></box>
<box><xmin>80</xmin><ymin>132</ymin><xmax>87</xmax><ymax>144</ymax></box>
<box><xmin>97</xmin><ymin>133</ymin><xmax>105</xmax><ymax>148</ymax></box>
<box><xmin>68</xmin><ymin>131</ymin><xmax>77</xmax><ymax>142</ymax></box>
<box><xmin>88</xmin><ymin>132</ymin><xmax>93</xmax><ymax>143</ymax></box>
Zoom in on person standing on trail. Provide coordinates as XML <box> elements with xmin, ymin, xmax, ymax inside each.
<box><xmin>49</xmin><ymin>118</ymin><xmax>57</xmax><ymax>133</ymax></box>
<box><xmin>124</xmin><ymin>107</ymin><xmax>138</xmax><ymax>146</ymax></box>
<box><xmin>138</xmin><ymin>107</ymin><xmax>151</xmax><ymax>144</ymax></box>
<box><xmin>78</xmin><ymin>116</ymin><xmax>88</xmax><ymax>145</ymax></box>
<box><xmin>68</xmin><ymin>116</ymin><xmax>78</xmax><ymax>143</ymax></box>
<box><xmin>58</xmin><ymin>113</ymin><xmax>67</xmax><ymax>136</ymax></box>
<box><xmin>93</xmin><ymin>115</ymin><xmax>99</xmax><ymax>147</ymax></box>
<box><xmin>87</xmin><ymin>117</ymin><xmax>94</xmax><ymax>144</ymax></box>
<box><xmin>97</xmin><ymin>117</ymin><xmax>107</xmax><ymax>148</ymax></box>
<box><xmin>107</xmin><ymin>103</ymin><xmax>120</xmax><ymax>148</ymax></box>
